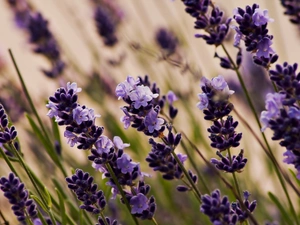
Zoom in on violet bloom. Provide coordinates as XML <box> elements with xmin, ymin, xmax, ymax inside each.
<box><xmin>256</xmin><ymin>37</ymin><xmax>275</xmax><ymax>59</ymax></box>
<box><xmin>166</xmin><ymin>91</ymin><xmax>178</xmax><ymax>105</ymax></box>
<box><xmin>116</xmin><ymin>153</ymin><xmax>138</xmax><ymax>174</ymax></box>
<box><xmin>231</xmin><ymin>25</ymin><xmax>243</xmax><ymax>47</ymax></box>
<box><xmin>46</xmin><ymin>101</ymin><xmax>59</xmax><ymax>118</ymax></box>
<box><xmin>197</xmin><ymin>93</ymin><xmax>208</xmax><ymax>110</ymax></box>
<box><xmin>67</xmin><ymin>82</ymin><xmax>82</xmax><ymax>93</ymax></box>
<box><xmin>144</xmin><ymin>108</ymin><xmax>164</xmax><ymax>133</ymax></box>
<box><xmin>64</xmin><ymin>130</ymin><xmax>78</xmax><ymax>147</ymax></box>
<box><xmin>115</xmin><ymin>76</ymin><xmax>139</xmax><ymax>99</ymax></box>
<box><xmin>264</xmin><ymin>93</ymin><xmax>285</xmax><ymax>117</ymax></box>
<box><xmin>120</xmin><ymin>107</ymin><xmax>131</xmax><ymax>129</ymax></box>
<box><xmin>130</xmin><ymin>193</ymin><xmax>149</xmax><ymax>214</ymax></box>
<box><xmin>211</xmin><ymin>75</ymin><xmax>228</xmax><ymax>90</ymax></box>
<box><xmin>129</xmin><ymin>86</ymin><xmax>159</xmax><ymax>109</ymax></box>
<box><xmin>95</xmin><ymin>135</ymin><xmax>114</xmax><ymax>154</ymax></box>
<box><xmin>73</xmin><ymin>106</ymin><xmax>90</xmax><ymax>125</ymax></box>
<box><xmin>283</xmin><ymin>151</ymin><xmax>300</xmax><ymax>179</ymax></box>
<box><xmin>288</xmin><ymin>107</ymin><xmax>300</xmax><ymax>119</ymax></box>
<box><xmin>252</xmin><ymin>8</ymin><xmax>274</xmax><ymax>26</ymax></box>
<box><xmin>113</xmin><ymin>136</ymin><xmax>130</xmax><ymax>149</ymax></box>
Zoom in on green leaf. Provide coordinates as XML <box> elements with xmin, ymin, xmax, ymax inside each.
<box><xmin>31</xmin><ymin>195</ymin><xmax>48</xmax><ymax>212</ymax></box>
<box><xmin>26</xmin><ymin>114</ymin><xmax>58</xmax><ymax>165</ymax></box>
<box><xmin>52</xmin><ymin>178</ymin><xmax>68</xmax><ymax>199</ymax></box>
<box><xmin>56</xmin><ymin>188</ymin><xmax>67</xmax><ymax>225</ymax></box>
<box><xmin>268</xmin><ymin>192</ymin><xmax>292</xmax><ymax>225</ymax></box>
<box><xmin>37</xmin><ymin>211</ymin><xmax>48</xmax><ymax>225</ymax></box>
<box><xmin>51</xmin><ymin>117</ymin><xmax>62</xmax><ymax>150</ymax></box>
<box><xmin>288</xmin><ymin>169</ymin><xmax>300</xmax><ymax>187</ymax></box>
<box><xmin>44</xmin><ymin>186</ymin><xmax>52</xmax><ymax>208</ymax></box>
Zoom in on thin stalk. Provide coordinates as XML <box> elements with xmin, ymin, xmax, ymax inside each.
<box><xmin>227</xmin><ymin>149</ymin><xmax>242</xmax><ymax>199</ymax></box>
<box><xmin>25</xmin><ymin>211</ymin><xmax>34</xmax><ymax>225</ymax></box>
<box><xmin>8</xmin><ymin>49</ymin><xmax>67</xmax><ymax>177</ymax></box>
<box><xmin>171</xmin><ymin>151</ymin><xmax>202</xmax><ymax>202</ymax></box>
<box><xmin>105</xmin><ymin>163</ymin><xmax>139</xmax><ymax>225</ymax></box>
<box><xmin>0</xmin><ymin>210</ymin><xmax>9</xmax><ymax>225</ymax></box>
<box><xmin>0</xmin><ymin>147</ymin><xmax>18</xmax><ymax>176</ymax></box>
<box><xmin>99</xmin><ymin>212</ymin><xmax>110</xmax><ymax>225</ymax></box>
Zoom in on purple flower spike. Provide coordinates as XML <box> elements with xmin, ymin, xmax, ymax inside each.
<box><xmin>115</xmin><ymin>76</ymin><xmax>139</xmax><ymax>99</ymax></box>
<box><xmin>252</xmin><ymin>8</ymin><xmax>274</xmax><ymax>26</ymax></box>
<box><xmin>120</xmin><ymin>107</ymin><xmax>132</xmax><ymax>129</ymax></box>
<box><xmin>283</xmin><ymin>151</ymin><xmax>300</xmax><ymax>179</ymax></box>
<box><xmin>130</xmin><ymin>193</ymin><xmax>149</xmax><ymax>214</ymax></box>
<box><xmin>144</xmin><ymin>108</ymin><xmax>165</xmax><ymax>133</ymax></box>
<box><xmin>67</xmin><ymin>82</ymin><xmax>82</xmax><ymax>93</ymax></box>
<box><xmin>116</xmin><ymin>153</ymin><xmax>138</xmax><ymax>174</ymax></box>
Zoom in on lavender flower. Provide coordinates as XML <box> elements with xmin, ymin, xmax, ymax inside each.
<box><xmin>48</xmin><ymin>82</ymin><xmax>157</xmax><ymax>220</ymax></box>
<box><xmin>66</xmin><ymin>169</ymin><xmax>107</xmax><ymax>214</ymax></box>
<box><xmin>155</xmin><ymin>28</ymin><xmax>178</xmax><ymax>55</ymax></box>
<box><xmin>232</xmin><ymin>4</ymin><xmax>278</xmax><ymax>68</ymax></box>
<box><xmin>0</xmin><ymin>104</ymin><xmax>20</xmax><ymax>156</ymax></box>
<box><xmin>197</xmin><ymin>75</ymin><xmax>245</xmax><ymax>173</ymax></box>
<box><xmin>94</xmin><ymin>6</ymin><xmax>119</xmax><ymax>46</ymax></box>
<box><xmin>6</xmin><ymin>0</ymin><xmax>66</xmax><ymax>78</ymax></box>
<box><xmin>0</xmin><ymin>173</ymin><xmax>37</xmax><ymax>222</ymax></box>
<box><xmin>280</xmin><ymin>0</ymin><xmax>300</xmax><ymax>26</ymax></box>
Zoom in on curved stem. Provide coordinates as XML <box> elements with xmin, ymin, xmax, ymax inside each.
<box><xmin>227</xmin><ymin>149</ymin><xmax>242</xmax><ymax>198</ymax></box>
<box><xmin>8</xmin><ymin>49</ymin><xmax>67</xmax><ymax>178</ymax></box>
<box><xmin>105</xmin><ymin>163</ymin><xmax>139</xmax><ymax>225</ymax></box>
<box><xmin>0</xmin><ymin>210</ymin><xmax>9</xmax><ymax>225</ymax></box>
<box><xmin>171</xmin><ymin>151</ymin><xmax>202</xmax><ymax>203</ymax></box>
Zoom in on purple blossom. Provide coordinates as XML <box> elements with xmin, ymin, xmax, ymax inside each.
<box><xmin>113</xmin><ymin>136</ymin><xmax>130</xmax><ymax>149</ymax></box>
<box><xmin>116</xmin><ymin>153</ymin><xmax>138</xmax><ymax>174</ymax></box>
<box><xmin>64</xmin><ymin>130</ymin><xmax>78</xmax><ymax>147</ymax></box>
<box><xmin>120</xmin><ymin>107</ymin><xmax>131</xmax><ymax>129</ymax></box>
<box><xmin>283</xmin><ymin>151</ymin><xmax>300</xmax><ymax>179</ymax></box>
<box><xmin>73</xmin><ymin>106</ymin><xmax>90</xmax><ymax>125</ymax></box>
<box><xmin>144</xmin><ymin>108</ymin><xmax>164</xmax><ymax>133</ymax></box>
<box><xmin>46</xmin><ymin>101</ymin><xmax>59</xmax><ymax>118</ymax></box>
<box><xmin>256</xmin><ymin>37</ymin><xmax>275</xmax><ymax>59</ymax></box>
<box><xmin>129</xmin><ymin>86</ymin><xmax>159</xmax><ymax>109</ymax></box>
<box><xmin>231</xmin><ymin>25</ymin><xmax>243</xmax><ymax>47</ymax></box>
<box><xmin>260</xmin><ymin>110</ymin><xmax>272</xmax><ymax>131</ymax></box>
<box><xmin>95</xmin><ymin>135</ymin><xmax>114</xmax><ymax>154</ymax></box>
<box><xmin>265</xmin><ymin>93</ymin><xmax>285</xmax><ymax>117</ymax></box>
<box><xmin>197</xmin><ymin>93</ymin><xmax>209</xmax><ymax>110</ymax></box>
<box><xmin>177</xmin><ymin>153</ymin><xmax>187</xmax><ymax>164</ymax></box>
<box><xmin>67</xmin><ymin>82</ymin><xmax>82</xmax><ymax>93</ymax></box>
<box><xmin>115</xmin><ymin>76</ymin><xmax>139</xmax><ymax>99</ymax></box>
<box><xmin>166</xmin><ymin>91</ymin><xmax>178</xmax><ymax>105</ymax></box>
<box><xmin>130</xmin><ymin>193</ymin><xmax>149</xmax><ymax>214</ymax></box>
<box><xmin>288</xmin><ymin>107</ymin><xmax>300</xmax><ymax>119</ymax></box>
<box><xmin>252</xmin><ymin>8</ymin><xmax>274</xmax><ymax>26</ymax></box>
<box><xmin>211</xmin><ymin>75</ymin><xmax>228</xmax><ymax>90</ymax></box>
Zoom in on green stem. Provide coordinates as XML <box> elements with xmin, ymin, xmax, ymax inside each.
<box><xmin>171</xmin><ymin>151</ymin><xmax>202</xmax><ymax>203</ymax></box>
<box><xmin>105</xmin><ymin>163</ymin><xmax>139</xmax><ymax>225</ymax></box>
<box><xmin>221</xmin><ymin>44</ymin><xmax>300</xmax><ymax>225</ymax></box>
<box><xmin>0</xmin><ymin>210</ymin><xmax>9</xmax><ymax>225</ymax></box>
<box><xmin>25</xmin><ymin>211</ymin><xmax>34</xmax><ymax>225</ymax></box>
<box><xmin>99</xmin><ymin>212</ymin><xmax>110</xmax><ymax>225</ymax></box>
<box><xmin>8</xmin><ymin>49</ymin><xmax>67</xmax><ymax>178</ymax></box>
<box><xmin>0</xmin><ymin>147</ymin><xmax>18</xmax><ymax>176</ymax></box>
<box><xmin>151</xmin><ymin>217</ymin><xmax>159</xmax><ymax>225</ymax></box>
<box><xmin>9</xmin><ymin>143</ymin><xmax>57</xmax><ymax>225</ymax></box>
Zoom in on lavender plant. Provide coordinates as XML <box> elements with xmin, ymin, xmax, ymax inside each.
<box><xmin>1</xmin><ymin>0</ymin><xmax>300</xmax><ymax>225</ymax></box>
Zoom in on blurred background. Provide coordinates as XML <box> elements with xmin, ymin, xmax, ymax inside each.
<box><xmin>0</xmin><ymin>0</ymin><xmax>299</xmax><ymax>224</ymax></box>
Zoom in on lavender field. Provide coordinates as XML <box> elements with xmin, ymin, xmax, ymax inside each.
<box><xmin>0</xmin><ymin>0</ymin><xmax>300</xmax><ymax>225</ymax></box>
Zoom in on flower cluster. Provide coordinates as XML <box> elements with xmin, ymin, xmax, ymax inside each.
<box><xmin>0</xmin><ymin>104</ymin><xmax>20</xmax><ymax>157</ymax></box>
<box><xmin>6</xmin><ymin>0</ymin><xmax>65</xmax><ymax>78</ymax></box>
<box><xmin>197</xmin><ymin>75</ymin><xmax>246</xmax><ymax>173</ymax></box>
<box><xmin>280</xmin><ymin>0</ymin><xmax>300</xmax><ymax>26</ymax></box>
<box><xmin>47</xmin><ymin>82</ymin><xmax>156</xmax><ymax>220</ymax></box>
<box><xmin>155</xmin><ymin>28</ymin><xmax>178</xmax><ymax>56</ymax></box>
<box><xmin>117</xmin><ymin>75</ymin><xmax>199</xmax><ymax>193</ymax></box>
<box><xmin>92</xmin><ymin>0</ymin><xmax>122</xmax><ymax>47</ymax></box>
<box><xmin>232</xmin><ymin>4</ymin><xmax>278</xmax><ymax>68</ymax></box>
<box><xmin>0</xmin><ymin>173</ymin><xmax>37</xmax><ymax>222</ymax></box>
<box><xmin>200</xmin><ymin>189</ymin><xmax>256</xmax><ymax>224</ymax></box>
<box><xmin>116</xmin><ymin>75</ymin><xmax>179</xmax><ymax>137</ymax></box>
<box><xmin>181</xmin><ymin>0</ymin><xmax>231</xmax><ymax>46</ymax></box>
